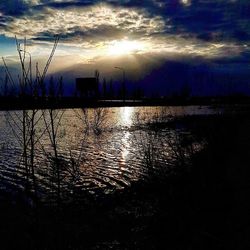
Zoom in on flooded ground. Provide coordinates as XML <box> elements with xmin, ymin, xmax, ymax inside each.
<box><xmin>0</xmin><ymin>106</ymin><xmax>219</xmax><ymax>200</ymax></box>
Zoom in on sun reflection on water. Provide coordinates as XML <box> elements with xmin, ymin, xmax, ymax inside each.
<box><xmin>120</xmin><ymin>131</ymin><xmax>131</xmax><ymax>169</ymax></box>
<box><xmin>120</xmin><ymin>107</ymin><xmax>134</xmax><ymax>127</ymax></box>
<box><xmin>119</xmin><ymin>107</ymin><xmax>134</xmax><ymax>169</ymax></box>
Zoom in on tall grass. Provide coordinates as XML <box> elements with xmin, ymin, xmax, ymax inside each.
<box><xmin>133</xmin><ymin>107</ymin><xmax>198</xmax><ymax>179</ymax></box>
<box><xmin>2</xmin><ymin>36</ymin><xmax>59</xmax><ymax>204</ymax></box>
<box><xmin>1</xmin><ymin>37</ymin><xmax>112</xmax><ymax>205</ymax></box>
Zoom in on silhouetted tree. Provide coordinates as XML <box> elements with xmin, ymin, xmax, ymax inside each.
<box><xmin>109</xmin><ymin>79</ymin><xmax>114</xmax><ymax>99</ymax></box>
<box><xmin>180</xmin><ymin>83</ymin><xmax>191</xmax><ymax>100</ymax></box>
<box><xmin>95</xmin><ymin>70</ymin><xmax>100</xmax><ymax>98</ymax></box>
<box><xmin>57</xmin><ymin>76</ymin><xmax>64</xmax><ymax>98</ymax></box>
<box><xmin>49</xmin><ymin>76</ymin><xmax>55</xmax><ymax>99</ymax></box>
<box><xmin>3</xmin><ymin>74</ymin><xmax>9</xmax><ymax>96</ymax></box>
<box><xmin>132</xmin><ymin>86</ymin><xmax>144</xmax><ymax>100</ymax></box>
<box><xmin>103</xmin><ymin>78</ymin><xmax>107</xmax><ymax>99</ymax></box>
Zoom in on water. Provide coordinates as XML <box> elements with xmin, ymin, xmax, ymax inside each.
<box><xmin>0</xmin><ymin>106</ymin><xmax>218</xmax><ymax>200</ymax></box>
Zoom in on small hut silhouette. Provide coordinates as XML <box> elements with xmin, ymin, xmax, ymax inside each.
<box><xmin>76</xmin><ymin>77</ymin><xmax>99</xmax><ymax>98</ymax></box>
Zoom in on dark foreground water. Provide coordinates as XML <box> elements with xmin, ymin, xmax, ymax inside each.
<box><xmin>0</xmin><ymin>106</ymin><xmax>219</xmax><ymax>201</ymax></box>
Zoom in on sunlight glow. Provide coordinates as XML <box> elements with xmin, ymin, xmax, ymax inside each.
<box><xmin>107</xmin><ymin>40</ymin><xmax>145</xmax><ymax>56</ymax></box>
<box><xmin>120</xmin><ymin>107</ymin><xmax>134</xmax><ymax>127</ymax></box>
<box><xmin>181</xmin><ymin>0</ymin><xmax>191</xmax><ymax>6</ymax></box>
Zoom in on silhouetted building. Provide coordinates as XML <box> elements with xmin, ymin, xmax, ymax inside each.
<box><xmin>76</xmin><ymin>78</ymin><xmax>99</xmax><ymax>98</ymax></box>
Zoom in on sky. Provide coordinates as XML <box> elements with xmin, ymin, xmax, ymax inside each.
<box><xmin>0</xmin><ymin>0</ymin><xmax>250</xmax><ymax>96</ymax></box>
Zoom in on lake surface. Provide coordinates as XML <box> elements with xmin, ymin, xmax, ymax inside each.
<box><xmin>0</xmin><ymin>106</ymin><xmax>219</xmax><ymax>201</ymax></box>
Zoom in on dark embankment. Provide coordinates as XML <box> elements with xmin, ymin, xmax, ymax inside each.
<box><xmin>1</xmin><ymin>96</ymin><xmax>250</xmax><ymax>110</ymax></box>
<box><xmin>1</xmin><ymin>112</ymin><xmax>250</xmax><ymax>249</ymax></box>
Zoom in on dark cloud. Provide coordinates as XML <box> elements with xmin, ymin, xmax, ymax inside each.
<box><xmin>0</xmin><ymin>0</ymin><xmax>29</xmax><ymax>15</ymax></box>
<box><xmin>34</xmin><ymin>24</ymin><xmax>125</xmax><ymax>43</ymax></box>
<box><xmin>163</xmin><ymin>0</ymin><xmax>250</xmax><ymax>43</ymax></box>
<box><xmin>34</xmin><ymin>0</ymin><xmax>97</xmax><ymax>10</ymax></box>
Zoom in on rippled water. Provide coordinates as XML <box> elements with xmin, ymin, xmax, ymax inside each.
<box><xmin>0</xmin><ymin>106</ymin><xmax>218</xmax><ymax>200</ymax></box>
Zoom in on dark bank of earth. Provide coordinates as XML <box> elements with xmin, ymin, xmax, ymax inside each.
<box><xmin>1</xmin><ymin>96</ymin><xmax>250</xmax><ymax>110</ymax></box>
<box><xmin>1</xmin><ymin>113</ymin><xmax>250</xmax><ymax>249</ymax></box>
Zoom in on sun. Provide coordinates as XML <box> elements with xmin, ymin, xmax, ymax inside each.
<box><xmin>107</xmin><ymin>40</ymin><xmax>145</xmax><ymax>56</ymax></box>
<box><xmin>181</xmin><ymin>0</ymin><xmax>191</xmax><ymax>6</ymax></box>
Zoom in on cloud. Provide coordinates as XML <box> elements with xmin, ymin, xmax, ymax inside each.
<box><xmin>1</xmin><ymin>3</ymin><xmax>165</xmax><ymax>41</ymax></box>
<box><xmin>0</xmin><ymin>0</ymin><xmax>249</xmax><ymax>61</ymax></box>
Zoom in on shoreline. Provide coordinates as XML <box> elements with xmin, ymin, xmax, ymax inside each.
<box><xmin>1</xmin><ymin>97</ymin><xmax>250</xmax><ymax>110</ymax></box>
